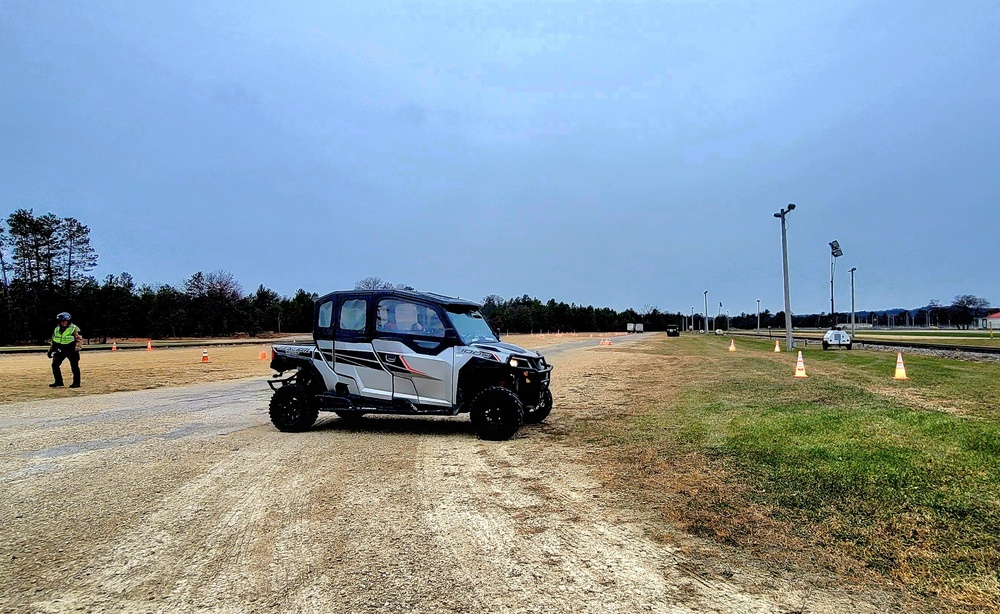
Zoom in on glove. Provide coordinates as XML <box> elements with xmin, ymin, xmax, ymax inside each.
<box><xmin>47</xmin><ymin>350</ymin><xmax>54</xmax><ymax>359</ymax></box>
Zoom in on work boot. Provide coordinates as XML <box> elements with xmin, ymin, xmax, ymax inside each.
<box><xmin>49</xmin><ymin>382</ymin><xmax>64</xmax><ymax>388</ymax></box>
<box><xmin>69</xmin><ymin>383</ymin><xmax>80</xmax><ymax>389</ymax></box>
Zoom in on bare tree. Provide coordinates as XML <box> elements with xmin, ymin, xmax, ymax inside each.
<box><xmin>927</xmin><ymin>299</ymin><xmax>941</xmax><ymax>327</ymax></box>
<box><xmin>354</xmin><ymin>276</ymin><xmax>395</xmax><ymax>290</ymax></box>
<box><xmin>950</xmin><ymin>295</ymin><xmax>991</xmax><ymax>330</ymax></box>
<box><xmin>184</xmin><ymin>270</ymin><xmax>244</xmax><ymax>335</ymax></box>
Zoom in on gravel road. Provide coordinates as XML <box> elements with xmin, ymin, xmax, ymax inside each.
<box><xmin>1</xmin><ymin>336</ymin><xmax>892</xmax><ymax>613</ymax></box>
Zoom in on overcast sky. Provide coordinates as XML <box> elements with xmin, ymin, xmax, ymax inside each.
<box><xmin>2</xmin><ymin>1</ymin><xmax>998</xmax><ymax>316</ymax></box>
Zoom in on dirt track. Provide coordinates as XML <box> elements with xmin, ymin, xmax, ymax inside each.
<box><xmin>1</xmin><ymin>337</ymin><xmax>892</xmax><ymax>613</ymax></box>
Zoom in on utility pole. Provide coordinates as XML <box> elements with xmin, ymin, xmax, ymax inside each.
<box><xmin>774</xmin><ymin>204</ymin><xmax>796</xmax><ymax>351</ymax></box>
<box><xmin>849</xmin><ymin>267</ymin><xmax>856</xmax><ymax>338</ymax></box>
<box><xmin>703</xmin><ymin>291</ymin><xmax>709</xmax><ymax>335</ymax></box>
<box><xmin>756</xmin><ymin>299</ymin><xmax>761</xmax><ymax>334</ymax></box>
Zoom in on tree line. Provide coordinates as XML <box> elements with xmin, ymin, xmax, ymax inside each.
<box><xmin>1</xmin><ymin>211</ymin><xmax>993</xmax><ymax>344</ymax></box>
<box><xmin>0</xmin><ymin>209</ymin><xmax>316</xmax><ymax>344</ymax></box>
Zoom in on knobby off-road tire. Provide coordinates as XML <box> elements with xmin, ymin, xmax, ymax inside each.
<box><xmin>822</xmin><ymin>341</ymin><xmax>830</xmax><ymax>350</ymax></box>
<box><xmin>269</xmin><ymin>384</ymin><xmax>318</xmax><ymax>433</ymax></box>
<box><xmin>523</xmin><ymin>388</ymin><xmax>553</xmax><ymax>425</ymax></box>
<box><xmin>470</xmin><ymin>386</ymin><xmax>524</xmax><ymax>441</ymax></box>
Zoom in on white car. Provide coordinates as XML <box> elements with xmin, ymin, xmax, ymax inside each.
<box><xmin>822</xmin><ymin>329</ymin><xmax>852</xmax><ymax>350</ymax></box>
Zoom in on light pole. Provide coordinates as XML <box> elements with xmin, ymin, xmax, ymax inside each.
<box><xmin>691</xmin><ymin>306</ymin><xmax>695</xmax><ymax>332</ymax></box>
<box><xmin>756</xmin><ymin>299</ymin><xmax>761</xmax><ymax>334</ymax></box>
<box><xmin>726</xmin><ymin>310</ymin><xmax>730</xmax><ymax>331</ymax></box>
<box><xmin>717</xmin><ymin>301</ymin><xmax>723</xmax><ymax>332</ymax></box>
<box><xmin>774</xmin><ymin>204</ymin><xmax>796</xmax><ymax>351</ymax></box>
<box><xmin>849</xmin><ymin>267</ymin><xmax>857</xmax><ymax>338</ymax></box>
<box><xmin>829</xmin><ymin>240</ymin><xmax>843</xmax><ymax>327</ymax></box>
<box><xmin>703</xmin><ymin>291</ymin><xmax>709</xmax><ymax>334</ymax></box>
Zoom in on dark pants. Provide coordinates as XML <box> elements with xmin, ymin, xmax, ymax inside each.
<box><xmin>51</xmin><ymin>347</ymin><xmax>80</xmax><ymax>386</ymax></box>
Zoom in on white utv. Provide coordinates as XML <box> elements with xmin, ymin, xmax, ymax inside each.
<box><xmin>822</xmin><ymin>328</ymin><xmax>852</xmax><ymax>350</ymax></box>
<box><xmin>267</xmin><ymin>289</ymin><xmax>553</xmax><ymax>440</ymax></box>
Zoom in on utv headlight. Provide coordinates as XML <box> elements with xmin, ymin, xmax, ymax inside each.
<box><xmin>509</xmin><ymin>358</ymin><xmax>522</xmax><ymax>368</ymax></box>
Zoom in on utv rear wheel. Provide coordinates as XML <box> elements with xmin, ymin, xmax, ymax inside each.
<box><xmin>269</xmin><ymin>384</ymin><xmax>318</xmax><ymax>432</ymax></box>
<box><xmin>523</xmin><ymin>388</ymin><xmax>553</xmax><ymax>424</ymax></box>
<box><xmin>822</xmin><ymin>341</ymin><xmax>830</xmax><ymax>350</ymax></box>
<box><xmin>470</xmin><ymin>386</ymin><xmax>524</xmax><ymax>441</ymax></box>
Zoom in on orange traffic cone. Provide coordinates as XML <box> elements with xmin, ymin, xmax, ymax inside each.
<box><xmin>111</xmin><ymin>342</ymin><xmax>117</xmax><ymax>351</ymax></box>
<box><xmin>893</xmin><ymin>353</ymin><xmax>909</xmax><ymax>380</ymax></box>
<box><xmin>793</xmin><ymin>351</ymin><xmax>808</xmax><ymax>378</ymax></box>
<box><xmin>774</xmin><ymin>340</ymin><xmax>781</xmax><ymax>352</ymax></box>
<box><xmin>201</xmin><ymin>349</ymin><xmax>210</xmax><ymax>363</ymax></box>
<box><xmin>728</xmin><ymin>339</ymin><xmax>736</xmax><ymax>352</ymax></box>
<box><xmin>146</xmin><ymin>340</ymin><xmax>152</xmax><ymax>352</ymax></box>
<box><xmin>260</xmin><ymin>345</ymin><xmax>268</xmax><ymax>360</ymax></box>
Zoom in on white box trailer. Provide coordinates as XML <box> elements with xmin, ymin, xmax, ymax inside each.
<box><xmin>626</xmin><ymin>323</ymin><xmax>635</xmax><ymax>332</ymax></box>
<box><xmin>635</xmin><ymin>323</ymin><xmax>644</xmax><ymax>333</ymax></box>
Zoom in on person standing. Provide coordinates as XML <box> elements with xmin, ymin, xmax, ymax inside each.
<box><xmin>48</xmin><ymin>312</ymin><xmax>83</xmax><ymax>388</ymax></box>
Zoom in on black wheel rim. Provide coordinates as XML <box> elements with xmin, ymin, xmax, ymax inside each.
<box><xmin>278</xmin><ymin>393</ymin><xmax>301</xmax><ymax>425</ymax></box>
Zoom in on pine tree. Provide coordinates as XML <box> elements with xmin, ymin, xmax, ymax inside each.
<box><xmin>56</xmin><ymin>217</ymin><xmax>99</xmax><ymax>296</ymax></box>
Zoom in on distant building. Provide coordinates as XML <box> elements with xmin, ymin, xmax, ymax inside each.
<box><xmin>975</xmin><ymin>312</ymin><xmax>1000</xmax><ymax>329</ymax></box>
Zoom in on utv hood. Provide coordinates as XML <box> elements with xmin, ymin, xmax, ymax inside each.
<box><xmin>472</xmin><ymin>341</ymin><xmax>541</xmax><ymax>358</ymax></box>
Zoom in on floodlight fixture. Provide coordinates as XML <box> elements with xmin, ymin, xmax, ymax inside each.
<box><xmin>829</xmin><ymin>240</ymin><xmax>843</xmax><ymax>323</ymax></box>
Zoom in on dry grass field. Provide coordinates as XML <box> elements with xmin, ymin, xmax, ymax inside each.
<box><xmin>0</xmin><ymin>333</ymin><xmax>609</xmax><ymax>404</ymax></box>
<box><xmin>0</xmin><ymin>345</ymin><xmax>275</xmax><ymax>404</ymax></box>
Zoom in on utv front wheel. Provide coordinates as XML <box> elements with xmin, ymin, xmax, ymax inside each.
<box><xmin>470</xmin><ymin>386</ymin><xmax>524</xmax><ymax>441</ymax></box>
<box><xmin>523</xmin><ymin>388</ymin><xmax>553</xmax><ymax>424</ymax></box>
<box><xmin>269</xmin><ymin>384</ymin><xmax>318</xmax><ymax>432</ymax></box>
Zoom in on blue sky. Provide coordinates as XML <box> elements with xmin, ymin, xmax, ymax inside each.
<box><xmin>2</xmin><ymin>1</ymin><xmax>997</xmax><ymax>316</ymax></box>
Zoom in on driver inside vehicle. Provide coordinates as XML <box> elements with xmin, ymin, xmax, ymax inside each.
<box><xmin>377</xmin><ymin>304</ymin><xmax>398</xmax><ymax>332</ymax></box>
<box><xmin>417</xmin><ymin>309</ymin><xmax>445</xmax><ymax>337</ymax></box>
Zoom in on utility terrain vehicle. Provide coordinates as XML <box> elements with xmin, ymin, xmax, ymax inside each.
<box><xmin>267</xmin><ymin>289</ymin><xmax>553</xmax><ymax>440</ymax></box>
<box><xmin>822</xmin><ymin>328</ymin><xmax>852</xmax><ymax>350</ymax></box>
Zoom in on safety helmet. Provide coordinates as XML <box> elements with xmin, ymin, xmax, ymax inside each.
<box><xmin>56</xmin><ymin>312</ymin><xmax>72</xmax><ymax>322</ymax></box>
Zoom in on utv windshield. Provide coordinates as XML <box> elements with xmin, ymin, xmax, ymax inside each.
<box><xmin>447</xmin><ymin>308</ymin><xmax>499</xmax><ymax>345</ymax></box>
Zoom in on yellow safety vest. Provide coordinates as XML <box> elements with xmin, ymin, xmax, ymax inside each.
<box><xmin>52</xmin><ymin>324</ymin><xmax>80</xmax><ymax>345</ymax></box>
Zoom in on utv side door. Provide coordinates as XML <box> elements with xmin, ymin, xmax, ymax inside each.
<box><xmin>313</xmin><ymin>296</ymin><xmax>338</xmax><ymax>389</ymax></box>
<box><xmin>334</xmin><ymin>296</ymin><xmax>392</xmax><ymax>401</ymax></box>
<box><xmin>373</xmin><ymin>298</ymin><xmax>455</xmax><ymax>409</ymax></box>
